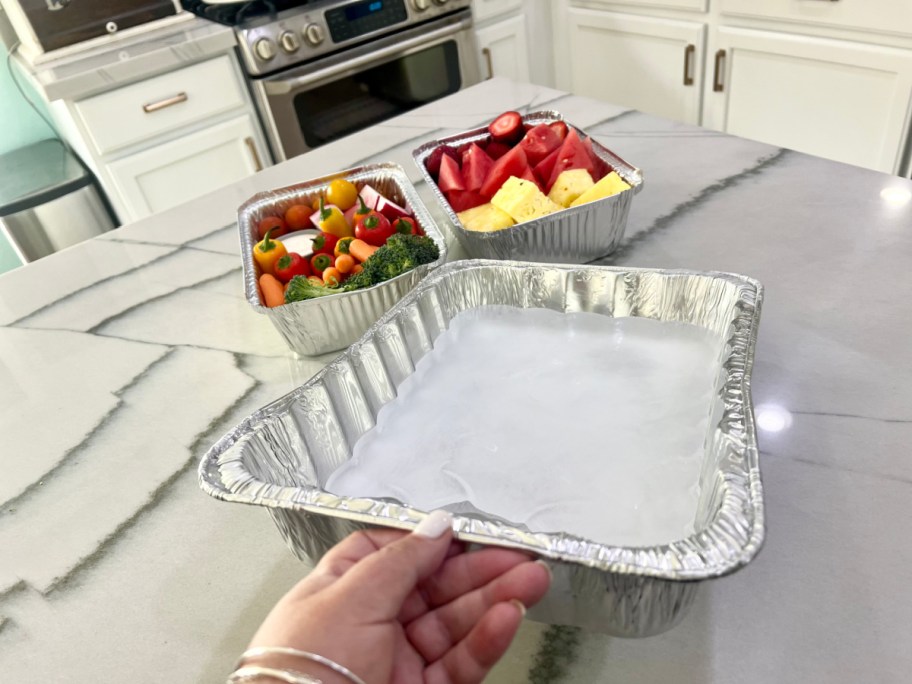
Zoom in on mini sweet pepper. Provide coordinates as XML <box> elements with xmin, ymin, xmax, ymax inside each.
<box><xmin>253</xmin><ymin>229</ymin><xmax>287</xmax><ymax>276</ymax></box>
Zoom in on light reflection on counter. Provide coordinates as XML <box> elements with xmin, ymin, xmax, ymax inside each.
<box><xmin>755</xmin><ymin>403</ymin><xmax>793</xmax><ymax>433</ymax></box>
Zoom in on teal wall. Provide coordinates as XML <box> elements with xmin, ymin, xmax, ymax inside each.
<box><xmin>0</xmin><ymin>35</ymin><xmax>56</xmax><ymax>274</ymax></box>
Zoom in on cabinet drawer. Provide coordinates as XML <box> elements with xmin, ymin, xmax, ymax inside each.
<box><xmin>472</xmin><ymin>0</ymin><xmax>523</xmax><ymax>22</ymax></box>
<box><xmin>720</xmin><ymin>0</ymin><xmax>912</xmax><ymax>39</ymax></box>
<box><xmin>571</xmin><ymin>0</ymin><xmax>707</xmax><ymax>13</ymax></box>
<box><xmin>75</xmin><ymin>56</ymin><xmax>246</xmax><ymax>155</ymax></box>
<box><xmin>107</xmin><ymin>115</ymin><xmax>264</xmax><ymax>221</ymax></box>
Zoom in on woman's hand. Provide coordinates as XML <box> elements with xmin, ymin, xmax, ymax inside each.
<box><xmin>244</xmin><ymin>510</ymin><xmax>552</xmax><ymax>683</ymax></box>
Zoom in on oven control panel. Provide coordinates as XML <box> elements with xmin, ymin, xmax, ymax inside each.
<box><xmin>236</xmin><ymin>0</ymin><xmax>471</xmax><ymax>77</ymax></box>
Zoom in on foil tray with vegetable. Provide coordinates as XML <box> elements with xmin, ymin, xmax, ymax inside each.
<box><xmin>239</xmin><ymin>163</ymin><xmax>448</xmax><ymax>356</ymax></box>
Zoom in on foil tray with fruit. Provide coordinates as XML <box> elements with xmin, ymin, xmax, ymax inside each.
<box><xmin>412</xmin><ymin>110</ymin><xmax>643</xmax><ymax>264</ymax></box>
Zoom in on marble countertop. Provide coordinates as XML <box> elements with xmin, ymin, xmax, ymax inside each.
<box><xmin>2</xmin><ymin>78</ymin><xmax>911</xmax><ymax>683</ymax></box>
<box><xmin>16</xmin><ymin>15</ymin><xmax>236</xmax><ymax>101</ymax></box>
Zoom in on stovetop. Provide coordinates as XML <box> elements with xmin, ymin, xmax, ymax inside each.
<box><xmin>181</xmin><ymin>1</ymin><xmax>310</xmax><ymax>27</ymax></box>
<box><xmin>201</xmin><ymin>0</ymin><xmax>472</xmax><ymax>78</ymax></box>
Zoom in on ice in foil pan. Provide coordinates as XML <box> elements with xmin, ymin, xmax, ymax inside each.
<box><xmin>238</xmin><ymin>163</ymin><xmax>448</xmax><ymax>356</ymax></box>
<box><xmin>200</xmin><ymin>260</ymin><xmax>765</xmax><ymax>637</ymax></box>
<box><xmin>411</xmin><ymin>110</ymin><xmax>644</xmax><ymax>264</ymax></box>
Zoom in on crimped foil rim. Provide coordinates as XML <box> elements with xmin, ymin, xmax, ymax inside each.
<box><xmin>238</xmin><ymin>162</ymin><xmax>448</xmax><ymax>316</ymax></box>
<box><xmin>200</xmin><ymin>260</ymin><xmax>765</xmax><ymax>581</ymax></box>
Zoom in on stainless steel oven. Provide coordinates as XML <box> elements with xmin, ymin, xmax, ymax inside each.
<box><xmin>233</xmin><ymin>0</ymin><xmax>479</xmax><ymax>161</ymax></box>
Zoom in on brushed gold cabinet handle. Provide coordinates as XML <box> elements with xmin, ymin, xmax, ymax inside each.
<box><xmin>482</xmin><ymin>47</ymin><xmax>494</xmax><ymax>80</ymax></box>
<box><xmin>683</xmin><ymin>44</ymin><xmax>695</xmax><ymax>86</ymax></box>
<box><xmin>713</xmin><ymin>49</ymin><xmax>726</xmax><ymax>92</ymax></box>
<box><xmin>245</xmin><ymin>137</ymin><xmax>263</xmax><ymax>172</ymax></box>
<box><xmin>142</xmin><ymin>92</ymin><xmax>188</xmax><ymax>113</ymax></box>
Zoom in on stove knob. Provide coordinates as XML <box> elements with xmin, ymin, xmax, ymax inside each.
<box><xmin>411</xmin><ymin>0</ymin><xmax>430</xmax><ymax>9</ymax></box>
<box><xmin>279</xmin><ymin>30</ymin><xmax>300</xmax><ymax>54</ymax></box>
<box><xmin>303</xmin><ymin>23</ymin><xmax>325</xmax><ymax>47</ymax></box>
<box><xmin>254</xmin><ymin>37</ymin><xmax>277</xmax><ymax>61</ymax></box>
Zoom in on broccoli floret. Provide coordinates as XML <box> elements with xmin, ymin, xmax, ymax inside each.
<box><xmin>342</xmin><ymin>234</ymin><xmax>440</xmax><ymax>292</ymax></box>
<box><xmin>284</xmin><ymin>275</ymin><xmax>342</xmax><ymax>302</ymax></box>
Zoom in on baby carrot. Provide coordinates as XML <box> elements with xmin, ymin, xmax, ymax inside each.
<box><xmin>335</xmin><ymin>253</ymin><xmax>355</xmax><ymax>274</ymax></box>
<box><xmin>348</xmin><ymin>238</ymin><xmax>378</xmax><ymax>263</ymax></box>
<box><xmin>351</xmin><ymin>263</ymin><xmax>363</xmax><ymax>275</ymax></box>
<box><xmin>322</xmin><ymin>266</ymin><xmax>342</xmax><ymax>287</ymax></box>
<box><xmin>259</xmin><ymin>273</ymin><xmax>285</xmax><ymax>308</ymax></box>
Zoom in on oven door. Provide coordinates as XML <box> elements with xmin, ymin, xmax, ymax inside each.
<box><xmin>252</xmin><ymin>10</ymin><xmax>480</xmax><ymax>162</ymax></box>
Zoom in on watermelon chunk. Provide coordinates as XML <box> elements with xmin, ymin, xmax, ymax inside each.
<box><xmin>447</xmin><ymin>190</ymin><xmax>487</xmax><ymax>213</ymax></box>
<box><xmin>461</xmin><ymin>143</ymin><xmax>495</xmax><ymax>192</ymax></box>
<box><xmin>549</xmin><ymin>121</ymin><xmax>569</xmax><ymax>141</ymax></box>
<box><xmin>546</xmin><ymin>129</ymin><xmax>595</xmax><ymax>192</ymax></box>
<box><xmin>425</xmin><ymin>145</ymin><xmax>458</xmax><ymax>179</ymax></box>
<box><xmin>438</xmin><ymin>154</ymin><xmax>466</xmax><ymax>194</ymax></box>
<box><xmin>480</xmin><ymin>146</ymin><xmax>528</xmax><ymax>198</ymax></box>
<box><xmin>484</xmin><ymin>141</ymin><xmax>511</xmax><ymax>160</ymax></box>
<box><xmin>519</xmin><ymin>124</ymin><xmax>563</xmax><ymax>166</ymax></box>
<box><xmin>583</xmin><ymin>136</ymin><xmax>613</xmax><ymax>180</ymax></box>
<box><xmin>533</xmin><ymin>147</ymin><xmax>561</xmax><ymax>186</ymax></box>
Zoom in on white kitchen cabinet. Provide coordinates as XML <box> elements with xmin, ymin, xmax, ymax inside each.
<box><xmin>475</xmin><ymin>14</ymin><xmax>531</xmax><ymax>82</ymax></box>
<box><xmin>703</xmin><ymin>27</ymin><xmax>912</xmax><ymax>173</ymax></box>
<box><xmin>107</xmin><ymin>115</ymin><xmax>264</xmax><ymax>219</ymax></box>
<box><xmin>73</xmin><ymin>56</ymin><xmax>246</xmax><ymax>156</ymax></box>
<box><xmin>472</xmin><ymin>0</ymin><xmax>524</xmax><ymax>22</ymax></box>
<box><xmin>557</xmin><ymin>8</ymin><xmax>705</xmax><ymax>124</ymax></box>
<box><xmin>721</xmin><ymin>0</ymin><xmax>912</xmax><ymax>40</ymax></box>
<box><xmin>583</xmin><ymin>0</ymin><xmax>707</xmax><ymax>13</ymax></box>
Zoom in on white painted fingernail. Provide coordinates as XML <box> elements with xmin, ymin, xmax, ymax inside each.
<box><xmin>414</xmin><ymin>510</ymin><xmax>453</xmax><ymax>538</ymax></box>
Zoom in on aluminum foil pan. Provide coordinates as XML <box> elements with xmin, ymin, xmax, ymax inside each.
<box><xmin>200</xmin><ymin>260</ymin><xmax>764</xmax><ymax>636</ymax></box>
<box><xmin>411</xmin><ymin>111</ymin><xmax>644</xmax><ymax>264</ymax></box>
<box><xmin>239</xmin><ymin>163</ymin><xmax>448</xmax><ymax>356</ymax></box>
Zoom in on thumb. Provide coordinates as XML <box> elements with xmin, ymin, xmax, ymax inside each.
<box><xmin>329</xmin><ymin>510</ymin><xmax>454</xmax><ymax>620</ymax></box>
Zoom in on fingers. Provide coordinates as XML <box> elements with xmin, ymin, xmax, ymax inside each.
<box><xmin>325</xmin><ymin>510</ymin><xmax>455</xmax><ymax>621</ymax></box>
<box><xmin>398</xmin><ymin>547</ymin><xmax>533</xmax><ymax>624</ymax></box>
<box><xmin>424</xmin><ymin>601</ymin><xmax>526</xmax><ymax>684</ymax></box>
<box><xmin>406</xmin><ymin>559</ymin><xmax>551</xmax><ymax>662</ymax></box>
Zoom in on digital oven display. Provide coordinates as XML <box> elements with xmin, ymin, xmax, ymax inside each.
<box><xmin>325</xmin><ymin>0</ymin><xmax>408</xmax><ymax>43</ymax></box>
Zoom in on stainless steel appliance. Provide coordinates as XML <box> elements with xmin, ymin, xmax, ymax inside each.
<box><xmin>0</xmin><ymin>0</ymin><xmax>184</xmax><ymax>63</ymax></box>
<box><xmin>186</xmin><ymin>0</ymin><xmax>479</xmax><ymax>162</ymax></box>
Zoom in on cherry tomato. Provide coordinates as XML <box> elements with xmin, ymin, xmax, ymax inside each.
<box><xmin>285</xmin><ymin>204</ymin><xmax>312</xmax><ymax>231</ymax></box>
<box><xmin>325</xmin><ymin>179</ymin><xmax>359</xmax><ymax>211</ymax></box>
<box><xmin>257</xmin><ymin>215</ymin><xmax>287</xmax><ymax>241</ymax></box>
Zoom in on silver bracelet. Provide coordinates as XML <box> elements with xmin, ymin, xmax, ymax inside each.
<box><xmin>227</xmin><ymin>665</ymin><xmax>322</xmax><ymax>683</ymax></box>
<box><xmin>237</xmin><ymin>647</ymin><xmax>368</xmax><ymax>684</ymax></box>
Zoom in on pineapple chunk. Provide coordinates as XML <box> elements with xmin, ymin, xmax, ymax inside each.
<box><xmin>491</xmin><ymin>176</ymin><xmax>563</xmax><ymax>224</ymax></box>
<box><xmin>548</xmin><ymin>169</ymin><xmax>595</xmax><ymax>208</ymax></box>
<box><xmin>569</xmin><ymin>171</ymin><xmax>631</xmax><ymax>207</ymax></box>
<box><xmin>457</xmin><ymin>203</ymin><xmax>515</xmax><ymax>232</ymax></box>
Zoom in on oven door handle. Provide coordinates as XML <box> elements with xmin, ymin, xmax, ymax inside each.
<box><xmin>263</xmin><ymin>12</ymin><xmax>473</xmax><ymax>95</ymax></box>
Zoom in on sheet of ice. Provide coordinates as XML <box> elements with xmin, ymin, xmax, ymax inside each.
<box><xmin>325</xmin><ymin>306</ymin><xmax>721</xmax><ymax>547</ymax></box>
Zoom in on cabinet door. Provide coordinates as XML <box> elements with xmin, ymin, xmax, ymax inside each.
<box><xmin>107</xmin><ymin>115</ymin><xmax>266</xmax><ymax>222</ymax></box>
<box><xmin>557</xmin><ymin>8</ymin><xmax>705</xmax><ymax>124</ymax></box>
<box><xmin>703</xmin><ymin>28</ymin><xmax>912</xmax><ymax>173</ymax></box>
<box><xmin>475</xmin><ymin>14</ymin><xmax>531</xmax><ymax>82</ymax></box>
